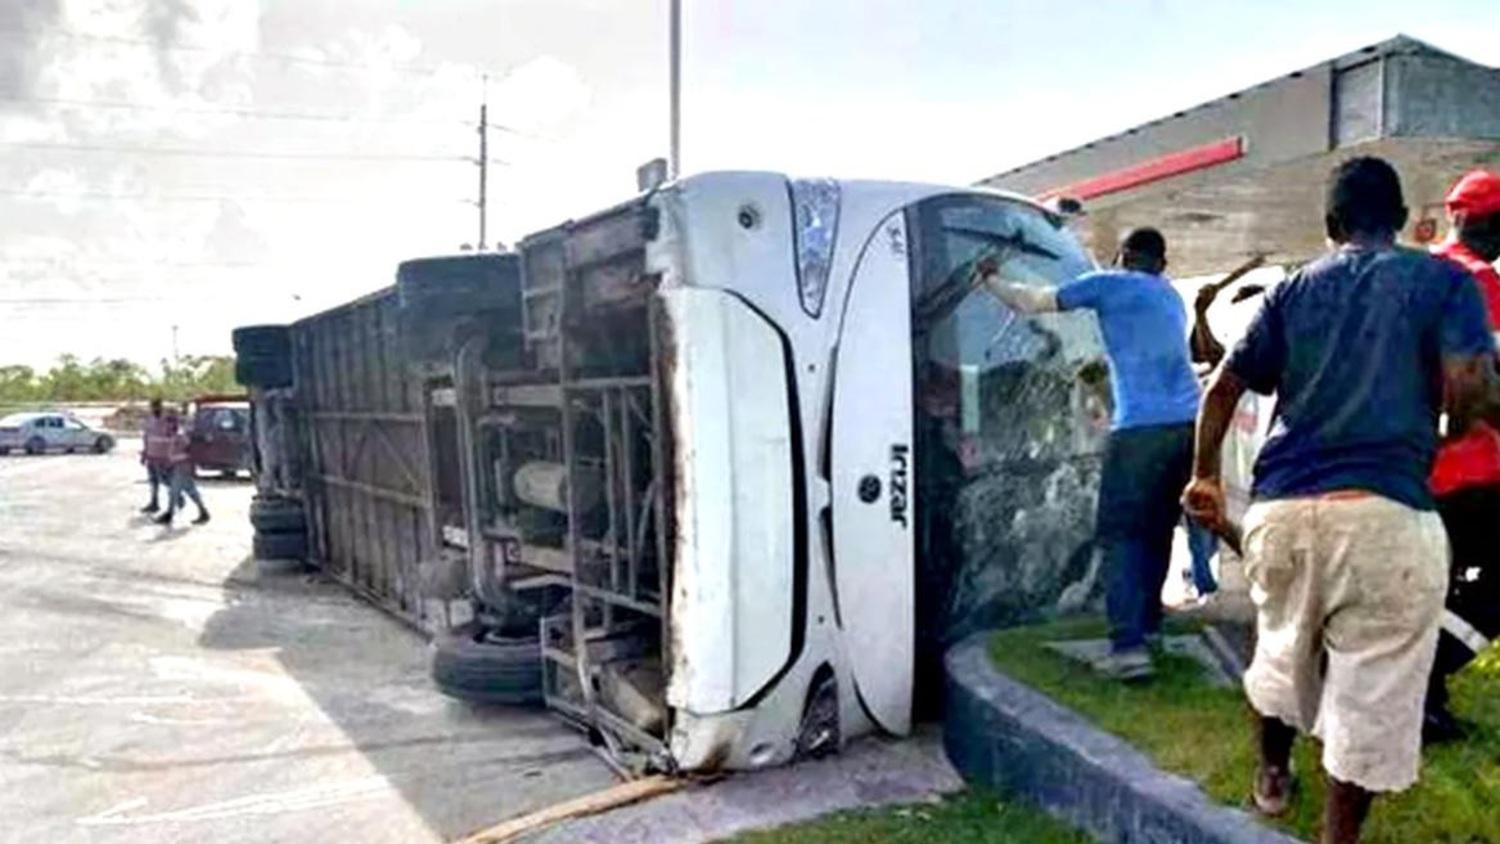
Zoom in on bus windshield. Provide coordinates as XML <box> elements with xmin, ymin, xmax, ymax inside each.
<box><xmin>906</xmin><ymin>194</ymin><xmax>1110</xmax><ymax>699</ymax></box>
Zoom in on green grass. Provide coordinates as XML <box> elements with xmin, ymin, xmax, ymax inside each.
<box><xmin>988</xmin><ymin>617</ymin><xmax>1500</xmax><ymax>844</ymax></box>
<box><xmin>726</xmin><ymin>791</ymin><xmax>1090</xmax><ymax>844</ymax></box>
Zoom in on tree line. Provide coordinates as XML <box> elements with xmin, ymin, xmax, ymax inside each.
<box><xmin>0</xmin><ymin>355</ymin><xmax>239</xmax><ymax>404</ymax></box>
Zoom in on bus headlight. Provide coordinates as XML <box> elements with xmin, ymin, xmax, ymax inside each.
<box><xmin>789</xmin><ymin>178</ymin><xmax>841</xmax><ymax>318</ymax></box>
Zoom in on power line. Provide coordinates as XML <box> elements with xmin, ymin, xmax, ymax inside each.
<box><xmin>0</xmin><ymin>139</ymin><xmax>472</xmax><ymax>163</ymax></box>
<box><xmin>0</xmin><ymin>256</ymin><xmax>446</xmax><ymax>271</ymax></box>
<box><xmin>0</xmin><ymin>258</ymin><xmax>264</xmax><ymax>269</ymax></box>
<box><xmin>0</xmin><ymin>188</ymin><xmax>471</xmax><ymax>206</ymax></box>
<box><xmin>0</xmin><ymin>256</ymin><xmax>285</xmax><ymax>270</ymax></box>
<box><xmin>0</xmin><ymin>296</ymin><xmax>169</xmax><ymax>304</ymax></box>
<box><xmin>0</xmin><ymin>93</ymin><xmax>472</xmax><ymax>128</ymax></box>
<box><xmin>0</xmin><ymin>25</ymin><xmax>458</xmax><ymax>78</ymax></box>
<box><xmin>0</xmin><ymin>93</ymin><xmax>537</xmax><ymax>136</ymax></box>
<box><xmin>0</xmin><ymin>291</ymin><xmax>313</xmax><ymax>306</ymax></box>
<box><xmin>0</xmin><ymin>287</ymin><xmax>310</xmax><ymax>303</ymax></box>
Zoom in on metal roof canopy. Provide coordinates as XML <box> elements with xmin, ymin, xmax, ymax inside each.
<box><xmin>978</xmin><ymin>36</ymin><xmax>1500</xmax><ymax>277</ymax></box>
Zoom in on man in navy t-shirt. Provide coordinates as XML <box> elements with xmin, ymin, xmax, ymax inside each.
<box><xmin>980</xmin><ymin>226</ymin><xmax>1200</xmax><ymax>681</ymax></box>
<box><xmin>1184</xmin><ymin>157</ymin><xmax>1498</xmax><ymax>843</ymax></box>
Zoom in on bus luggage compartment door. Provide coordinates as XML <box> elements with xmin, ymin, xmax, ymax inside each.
<box><xmin>830</xmin><ymin>212</ymin><xmax>915</xmax><ymax>736</ymax></box>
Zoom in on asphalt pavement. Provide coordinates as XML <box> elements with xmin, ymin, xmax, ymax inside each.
<box><xmin>0</xmin><ymin>445</ymin><xmax>615</xmax><ymax>843</ymax></box>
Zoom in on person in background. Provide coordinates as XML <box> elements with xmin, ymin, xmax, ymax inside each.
<box><xmin>978</xmin><ymin>227</ymin><xmax>1201</xmax><ymax>680</ymax></box>
<box><xmin>1189</xmin><ymin>264</ymin><xmax>1276</xmax><ymax>601</ymax></box>
<box><xmin>154</xmin><ymin>410</ymin><xmax>210</xmax><ymax>527</ymax></box>
<box><xmin>1189</xmin><ymin>254</ymin><xmax>1265</xmax><ymax>369</ymax></box>
<box><xmin>1181</xmin><ymin>515</ymin><xmax>1218</xmax><ymax>600</ymax></box>
<box><xmin>1424</xmin><ymin>168</ymin><xmax>1500</xmax><ymax>742</ymax></box>
<box><xmin>1180</xmin><ymin>254</ymin><xmax>1267</xmax><ymax>599</ymax></box>
<box><xmin>139</xmin><ymin>398</ymin><xmax>172</xmax><ymax>514</ymax></box>
<box><xmin>1185</xmin><ymin>157</ymin><xmax>1498</xmax><ymax>843</ymax></box>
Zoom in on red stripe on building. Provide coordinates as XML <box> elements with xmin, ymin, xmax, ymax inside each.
<box><xmin>1039</xmin><ymin>136</ymin><xmax>1245</xmax><ymax>201</ymax></box>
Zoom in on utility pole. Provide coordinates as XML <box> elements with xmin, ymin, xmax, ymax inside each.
<box><xmin>477</xmin><ymin>75</ymin><xmax>489</xmax><ymax>250</ymax></box>
<box><xmin>669</xmin><ymin>0</ymin><xmax>681</xmax><ymax>179</ymax></box>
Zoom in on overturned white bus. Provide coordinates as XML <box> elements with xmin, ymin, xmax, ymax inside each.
<box><xmin>238</xmin><ymin>172</ymin><xmax>1110</xmax><ymax>774</ymax></box>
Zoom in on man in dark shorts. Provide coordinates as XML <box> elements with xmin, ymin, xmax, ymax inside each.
<box><xmin>1185</xmin><ymin>157</ymin><xmax>1499</xmax><ymax>843</ymax></box>
<box><xmin>980</xmin><ymin>227</ymin><xmax>1201</xmax><ymax>680</ymax></box>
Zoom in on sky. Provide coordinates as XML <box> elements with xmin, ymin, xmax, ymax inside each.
<box><xmin>2</xmin><ymin>0</ymin><xmax>1499</xmax><ymax>369</ymax></box>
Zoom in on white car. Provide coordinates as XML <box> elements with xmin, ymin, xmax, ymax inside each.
<box><xmin>0</xmin><ymin>412</ymin><xmax>117</xmax><ymax>455</ymax></box>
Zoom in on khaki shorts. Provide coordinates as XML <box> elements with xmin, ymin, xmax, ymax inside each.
<box><xmin>1242</xmin><ymin>494</ymin><xmax>1447</xmax><ymax>793</ymax></box>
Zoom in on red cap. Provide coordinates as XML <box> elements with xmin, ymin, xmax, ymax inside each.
<box><xmin>1445</xmin><ymin>169</ymin><xmax>1500</xmax><ymax>218</ymax></box>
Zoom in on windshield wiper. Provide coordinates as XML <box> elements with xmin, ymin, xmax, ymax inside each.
<box><xmin>943</xmin><ymin>224</ymin><xmax>1060</xmax><ymax>261</ymax></box>
<box><xmin>914</xmin><ymin>227</ymin><xmax>1062</xmax><ymax>325</ymax></box>
<box><xmin>914</xmin><ymin>255</ymin><xmax>987</xmax><ymax>324</ymax></box>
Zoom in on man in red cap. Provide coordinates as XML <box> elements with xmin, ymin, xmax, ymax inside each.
<box><xmin>1425</xmin><ymin>168</ymin><xmax>1500</xmax><ymax>741</ymax></box>
<box><xmin>1434</xmin><ymin>169</ymin><xmax>1500</xmax><ymax>325</ymax></box>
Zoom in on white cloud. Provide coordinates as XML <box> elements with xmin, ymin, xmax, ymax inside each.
<box><xmin>0</xmin><ymin>4</ymin><xmax>609</xmax><ymax>367</ymax></box>
<box><xmin>33</xmin><ymin>0</ymin><xmax>260</xmax><ymax>139</ymax></box>
<box><xmin>20</xmin><ymin>167</ymin><xmax>86</xmax><ymax>214</ymax></box>
<box><xmin>490</xmin><ymin>55</ymin><xmax>592</xmax><ymax>133</ymax></box>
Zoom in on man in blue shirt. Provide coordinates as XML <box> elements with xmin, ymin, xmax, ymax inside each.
<box><xmin>1184</xmin><ymin>157</ymin><xmax>1498</xmax><ymax>844</ymax></box>
<box><xmin>981</xmin><ymin>227</ymin><xmax>1201</xmax><ymax>681</ymax></box>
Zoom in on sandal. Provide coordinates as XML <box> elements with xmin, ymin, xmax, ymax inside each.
<box><xmin>1251</xmin><ymin>765</ymin><xmax>1293</xmax><ymax>818</ymax></box>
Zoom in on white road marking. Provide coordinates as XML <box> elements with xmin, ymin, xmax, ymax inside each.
<box><xmin>128</xmin><ymin>712</ymin><xmax>236</xmax><ymax>726</ymax></box>
<box><xmin>0</xmin><ymin>694</ymin><xmax>214</xmax><ymax>706</ymax></box>
<box><xmin>87</xmin><ymin>797</ymin><xmax>149</xmax><ymax>821</ymax></box>
<box><xmin>0</xmin><ymin>458</ymin><xmax>73</xmax><ymax>482</ymax></box>
<box><xmin>148</xmin><ymin>655</ymin><xmax>303</xmax><ymax>701</ymax></box>
<box><xmin>76</xmin><ymin>775</ymin><xmax>396</xmax><ymax>826</ymax></box>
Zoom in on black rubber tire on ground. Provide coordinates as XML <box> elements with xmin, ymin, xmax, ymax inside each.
<box><xmin>251</xmin><ymin>501</ymin><xmax>306</xmax><ymax>534</ymax></box>
<box><xmin>250</xmin><ymin>495</ymin><xmax>299</xmax><ymax>513</ymax></box>
<box><xmin>93</xmin><ymin>435</ymin><xmax>115</xmax><ymax>454</ymax></box>
<box><xmin>431</xmin><ymin>621</ymin><xmax>544</xmax><ymax>707</ymax></box>
<box><xmin>256</xmin><ymin>555</ymin><xmax>307</xmax><ymax>576</ymax></box>
<box><xmin>253</xmin><ymin>530</ymin><xmax>307</xmax><ymax>561</ymax></box>
<box><xmin>24</xmin><ymin>437</ymin><xmax>44</xmax><ymax>455</ymax></box>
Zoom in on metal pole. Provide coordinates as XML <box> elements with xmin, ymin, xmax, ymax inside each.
<box><xmin>669</xmin><ymin>0</ymin><xmax>681</xmax><ymax>179</ymax></box>
<box><xmin>478</xmin><ymin>78</ymin><xmax>489</xmax><ymax>250</ymax></box>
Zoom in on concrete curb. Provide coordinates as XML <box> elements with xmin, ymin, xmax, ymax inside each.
<box><xmin>944</xmin><ymin>633</ymin><xmax>1303</xmax><ymax>844</ymax></box>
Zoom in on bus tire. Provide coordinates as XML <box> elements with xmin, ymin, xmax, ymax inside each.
<box><xmin>431</xmin><ymin>621</ymin><xmax>544</xmax><ymax>707</ymax></box>
<box><xmin>253</xmin><ymin>530</ymin><xmax>307</xmax><ymax>562</ymax></box>
<box><xmin>251</xmin><ymin>500</ymin><xmax>305</xmax><ymax>534</ymax></box>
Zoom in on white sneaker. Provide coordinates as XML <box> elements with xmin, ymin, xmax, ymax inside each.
<box><xmin>1093</xmin><ymin>647</ymin><xmax>1155</xmax><ymax>681</ymax></box>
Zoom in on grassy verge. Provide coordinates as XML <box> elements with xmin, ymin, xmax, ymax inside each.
<box><xmin>989</xmin><ymin>616</ymin><xmax>1500</xmax><ymax>844</ymax></box>
<box><xmin>725</xmin><ymin>791</ymin><xmax>1090</xmax><ymax>844</ymax></box>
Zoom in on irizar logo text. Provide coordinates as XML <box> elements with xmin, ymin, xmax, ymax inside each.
<box><xmin>889</xmin><ymin>443</ymin><xmax>909</xmax><ymax>528</ymax></box>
